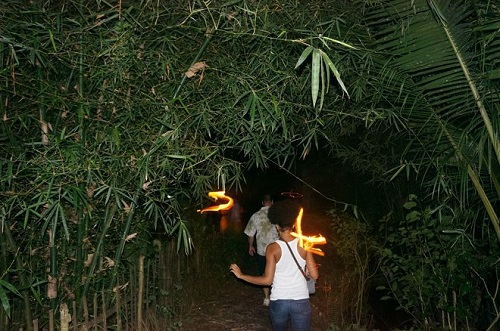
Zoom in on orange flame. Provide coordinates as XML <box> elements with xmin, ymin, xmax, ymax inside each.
<box><xmin>197</xmin><ymin>191</ymin><xmax>234</xmax><ymax>213</ymax></box>
<box><xmin>291</xmin><ymin>208</ymin><xmax>327</xmax><ymax>256</ymax></box>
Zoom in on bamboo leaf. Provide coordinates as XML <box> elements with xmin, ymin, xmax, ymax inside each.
<box><xmin>0</xmin><ymin>286</ymin><xmax>11</xmax><ymax>318</ymax></box>
<box><xmin>0</xmin><ymin>279</ymin><xmax>21</xmax><ymax>297</ymax></box>
<box><xmin>311</xmin><ymin>49</ymin><xmax>321</xmax><ymax>107</ymax></box>
<box><xmin>48</xmin><ymin>29</ymin><xmax>57</xmax><ymax>52</ymax></box>
<box><xmin>0</xmin><ymin>279</ymin><xmax>21</xmax><ymax>318</ymax></box>
<box><xmin>321</xmin><ymin>50</ymin><xmax>349</xmax><ymax>98</ymax></box>
<box><xmin>250</xmin><ymin>92</ymin><xmax>257</xmax><ymax>128</ymax></box>
<box><xmin>319</xmin><ymin>55</ymin><xmax>326</xmax><ymax>111</ymax></box>
<box><xmin>172</xmin><ymin>219</ymin><xmax>193</xmax><ymax>255</ymax></box>
<box><xmin>295</xmin><ymin>46</ymin><xmax>314</xmax><ymax>69</ymax></box>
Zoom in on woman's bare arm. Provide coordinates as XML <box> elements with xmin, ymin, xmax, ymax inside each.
<box><xmin>229</xmin><ymin>242</ymin><xmax>279</xmax><ymax>286</ymax></box>
<box><xmin>305</xmin><ymin>251</ymin><xmax>319</xmax><ymax>280</ymax></box>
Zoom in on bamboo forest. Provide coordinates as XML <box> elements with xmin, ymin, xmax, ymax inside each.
<box><xmin>0</xmin><ymin>0</ymin><xmax>499</xmax><ymax>330</ymax></box>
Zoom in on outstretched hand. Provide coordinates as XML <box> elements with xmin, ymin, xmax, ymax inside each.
<box><xmin>229</xmin><ymin>263</ymin><xmax>242</xmax><ymax>279</ymax></box>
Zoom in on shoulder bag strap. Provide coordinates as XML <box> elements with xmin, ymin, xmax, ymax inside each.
<box><xmin>281</xmin><ymin>239</ymin><xmax>310</xmax><ymax>281</ymax></box>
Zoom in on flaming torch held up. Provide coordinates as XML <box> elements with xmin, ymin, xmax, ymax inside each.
<box><xmin>197</xmin><ymin>191</ymin><xmax>234</xmax><ymax>213</ymax></box>
<box><xmin>291</xmin><ymin>208</ymin><xmax>327</xmax><ymax>256</ymax></box>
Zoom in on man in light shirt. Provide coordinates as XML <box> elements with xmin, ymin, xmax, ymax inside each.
<box><xmin>244</xmin><ymin>194</ymin><xmax>278</xmax><ymax>306</ymax></box>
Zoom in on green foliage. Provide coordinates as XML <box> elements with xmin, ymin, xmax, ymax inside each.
<box><xmin>0</xmin><ymin>0</ymin><xmax>498</xmax><ymax>329</ymax></box>
<box><xmin>358</xmin><ymin>0</ymin><xmax>500</xmax><ymax>240</ymax></box>
<box><xmin>0</xmin><ymin>0</ymin><xmax>363</xmax><ymax>327</ymax></box>
<box><xmin>0</xmin><ymin>279</ymin><xmax>21</xmax><ymax>318</ymax></box>
<box><xmin>295</xmin><ymin>44</ymin><xmax>351</xmax><ymax>110</ymax></box>
<box><xmin>330</xmin><ymin>210</ymin><xmax>379</xmax><ymax>327</ymax></box>
<box><xmin>377</xmin><ymin>195</ymin><xmax>498</xmax><ymax>330</ymax></box>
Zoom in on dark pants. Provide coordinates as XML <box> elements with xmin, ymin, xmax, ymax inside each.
<box><xmin>256</xmin><ymin>253</ymin><xmax>266</xmax><ymax>275</ymax></box>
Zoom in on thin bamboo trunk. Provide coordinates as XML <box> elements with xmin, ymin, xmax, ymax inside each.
<box><xmin>77</xmin><ymin>0</ymin><xmax>84</xmax><ymax>128</ymax></box>
<box><xmin>60</xmin><ymin>303</ymin><xmax>70</xmax><ymax>331</ymax></box>
<box><xmin>138</xmin><ymin>255</ymin><xmax>144</xmax><ymax>331</ymax></box>
<box><xmin>109</xmin><ymin>189</ymin><xmax>140</xmax><ymax>295</ymax></box>
<box><xmin>131</xmin><ymin>267</ymin><xmax>136</xmax><ymax>329</ymax></box>
<box><xmin>145</xmin><ymin>259</ymin><xmax>150</xmax><ymax>318</ymax></box>
<box><xmin>2</xmin><ymin>220</ymin><xmax>33</xmax><ymax>331</ymax></box>
<box><xmin>72</xmin><ymin>301</ymin><xmax>77</xmax><ymax>331</ymax></box>
<box><xmin>116</xmin><ymin>283</ymin><xmax>122</xmax><ymax>331</ymax></box>
<box><xmin>82</xmin><ymin>204</ymin><xmax>115</xmax><ymax>299</ymax></box>
<box><xmin>49</xmin><ymin>310</ymin><xmax>54</xmax><ymax>331</ymax></box>
<box><xmin>102</xmin><ymin>289</ymin><xmax>107</xmax><ymax>330</ymax></box>
<box><xmin>48</xmin><ymin>219</ymin><xmax>58</xmax><ymax>316</ymax></box>
<box><xmin>453</xmin><ymin>290</ymin><xmax>457</xmax><ymax>331</ymax></box>
<box><xmin>0</xmin><ymin>231</ymin><xmax>10</xmax><ymax>330</ymax></box>
<box><xmin>122</xmin><ymin>274</ymin><xmax>129</xmax><ymax>331</ymax></box>
<box><xmin>38</xmin><ymin>66</ymin><xmax>48</xmax><ymax>146</ymax></box>
<box><xmin>93</xmin><ymin>293</ymin><xmax>98</xmax><ymax>331</ymax></box>
<box><xmin>82</xmin><ymin>295</ymin><xmax>89</xmax><ymax>331</ymax></box>
<box><xmin>126</xmin><ymin>289</ymin><xmax>130</xmax><ymax>329</ymax></box>
<box><xmin>75</xmin><ymin>204</ymin><xmax>85</xmax><ymax>302</ymax></box>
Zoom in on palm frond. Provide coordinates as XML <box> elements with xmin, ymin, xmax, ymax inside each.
<box><xmin>363</xmin><ymin>0</ymin><xmax>500</xmax><ymax>240</ymax></box>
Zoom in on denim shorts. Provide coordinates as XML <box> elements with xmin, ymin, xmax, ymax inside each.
<box><xmin>269</xmin><ymin>299</ymin><xmax>311</xmax><ymax>331</ymax></box>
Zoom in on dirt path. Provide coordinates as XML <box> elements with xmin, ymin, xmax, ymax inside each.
<box><xmin>178</xmin><ymin>274</ymin><xmax>336</xmax><ymax>331</ymax></box>
<box><xmin>178</xmin><ymin>210</ymin><xmax>338</xmax><ymax>331</ymax></box>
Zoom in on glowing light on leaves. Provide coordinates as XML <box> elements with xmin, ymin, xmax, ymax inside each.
<box><xmin>197</xmin><ymin>191</ymin><xmax>234</xmax><ymax>213</ymax></box>
<box><xmin>291</xmin><ymin>208</ymin><xmax>327</xmax><ymax>256</ymax></box>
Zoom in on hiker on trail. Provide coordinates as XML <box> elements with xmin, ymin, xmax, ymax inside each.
<box><xmin>243</xmin><ymin>194</ymin><xmax>277</xmax><ymax>306</ymax></box>
<box><xmin>230</xmin><ymin>199</ymin><xmax>319</xmax><ymax>331</ymax></box>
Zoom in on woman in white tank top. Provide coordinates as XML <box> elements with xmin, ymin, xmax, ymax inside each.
<box><xmin>230</xmin><ymin>199</ymin><xmax>319</xmax><ymax>330</ymax></box>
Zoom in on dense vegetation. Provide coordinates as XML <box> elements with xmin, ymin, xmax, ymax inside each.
<box><xmin>1</xmin><ymin>0</ymin><xmax>498</xmax><ymax>330</ymax></box>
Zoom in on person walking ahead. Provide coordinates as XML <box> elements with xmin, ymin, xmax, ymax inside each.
<box><xmin>243</xmin><ymin>194</ymin><xmax>277</xmax><ymax>306</ymax></box>
<box><xmin>231</xmin><ymin>199</ymin><xmax>319</xmax><ymax>331</ymax></box>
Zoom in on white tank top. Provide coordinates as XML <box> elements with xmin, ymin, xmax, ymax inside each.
<box><xmin>270</xmin><ymin>238</ymin><xmax>309</xmax><ymax>300</ymax></box>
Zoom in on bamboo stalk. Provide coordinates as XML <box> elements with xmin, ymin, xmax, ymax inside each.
<box><xmin>453</xmin><ymin>290</ymin><xmax>457</xmax><ymax>331</ymax></box>
<box><xmin>178</xmin><ymin>253</ymin><xmax>181</xmax><ymax>279</ymax></box>
<box><xmin>48</xmin><ymin>219</ymin><xmax>58</xmax><ymax>315</ymax></box>
<box><xmin>60</xmin><ymin>303</ymin><xmax>70</xmax><ymax>331</ymax></box>
<box><xmin>75</xmin><ymin>204</ymin><xmax>85</xmax><ymax>302</ymax></box>
<box><xmin>131</xmin><ymin>267</ymin><xmax>136</xmax><ymax>329</ymax></box>
<box><xmin>138</xmin><ymin>255</ymin><xmax>144</xmax><ymax>331</ymax></box>
<box><xmin>77</xmin><ymin>0</ymin><xmax>84</xmax><ymax>127</ymax></box>
<box><xmin>2</xmin><ymin>220</ymin><xmax>33</xmax><ymax>331</ymax></box>
<box><xmin>83</xmin><ymin>204</ymin><xmax>116</xmax><ymax>300</ymax></box>
<box><xmin>122</xmin><ymin>274</ymin><xmax>128</xmax><ymax>330</ymax></box>
<box><xmin>49</xmin><ymin>309</ymin><xmax>54</xmax><ymax>331</ymax></box>
<box><xmin>172</xmin><ymin>34</ymin><xmax>214</xmax><ymax>100</ymax></box>
<box><xmin>37</xmin><ymin>60</ymin><xmax>48</xmax><ymax>147</ymax></box>
<box><xmin>82</xmin><ymin>295</ymin><xmax>88</xmax><ymax>331</ymax></box>
<box><xmin>72</xmin><ymin>301</ymin><xmax>77</xmax><ymax>331</ymax></box>
<box><xmin>0</xmin><ymin>232</ymin><xmax>10</xmax><ymax>330</ymax></box>
<box><xmin>116</xmin><ymin>283</ymin><xmax>122</xmax><ymax>331</ymax></box>
<box><xmin>102</xmin><ymin>289</ymin><xmax>107</xmax><ymax>330</ymax></box>
<box><xmin>109</xmin><ymin>189</ymin><xmax>140</xmax><ymax>295</ymax></box>
<box><xmin>145</xmin><ymin>258</ymin><xmax>150</xmax><ymax>318</ymax></box>
<box><xmin>165</xmin><ymin>242</ymin><xmax>172</xmax><ymax>302</ymax></box>
<box><xmin>93</xmin><ymin>293</ymin><xmax>98</xmax><ymax>331</ymax></box>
